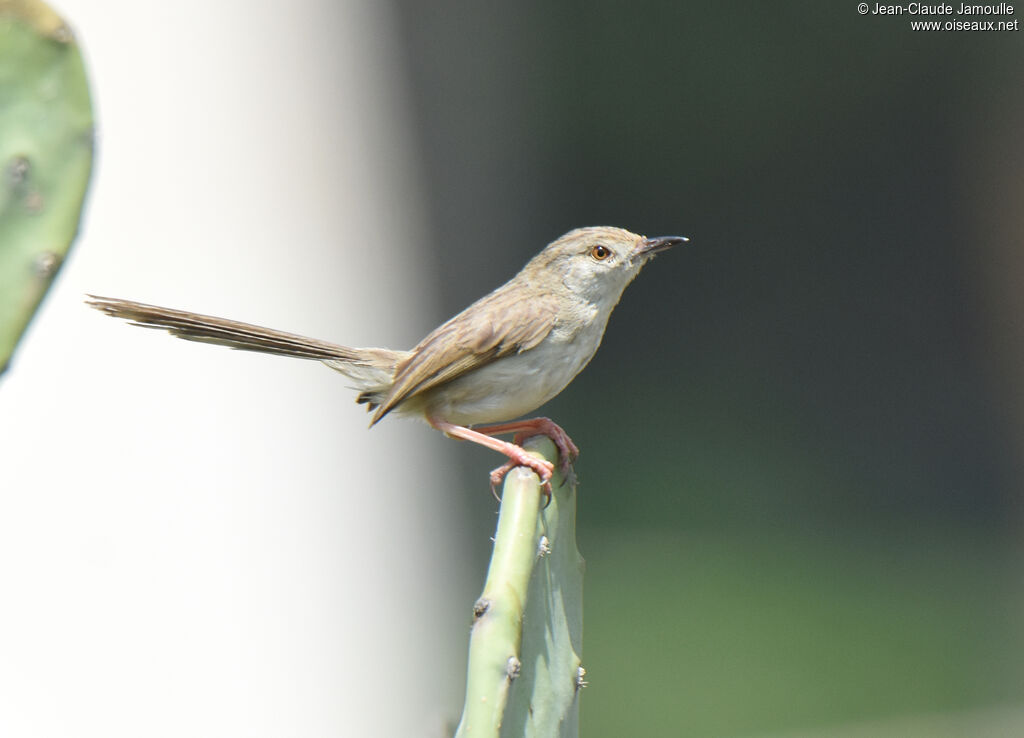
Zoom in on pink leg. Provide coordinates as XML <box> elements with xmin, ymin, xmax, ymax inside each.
<box><xmin>429</xmin><ymin>418</ymin><xmax>555</xmax><ymax>494</ymax></box>
<box><xmin>474</xmin><ymin>416</ymin><xmax>578</xmax><ymax>476</ymax></box>
<box><xmin>473</xmin><ymin>417</ymin><xmax>579</xmax><ymax>459</ymax></box>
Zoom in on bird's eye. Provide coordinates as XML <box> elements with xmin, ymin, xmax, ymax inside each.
<box><xmin>590</xmin><ymin>244</ymin><xmax>612</xmax><ymax>261</ymax></box>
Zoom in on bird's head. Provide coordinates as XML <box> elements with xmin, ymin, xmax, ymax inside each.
<box><xmin>526</xmin><ymin>226</ymin><xmax>688</xmax><ymax>308</ymax></box>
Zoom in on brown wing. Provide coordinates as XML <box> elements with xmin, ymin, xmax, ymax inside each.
<box><xmin>371</xmin><ymin>287</ymin><xmax>559</xmax><ymax>423</ymax></box>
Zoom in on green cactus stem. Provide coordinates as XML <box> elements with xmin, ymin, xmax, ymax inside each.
<box><xmin>0</xmin><ymin>0</ymin><xmax>94</xmax><ymax>374</ymax></box>
<box><xmin>456</xmin><ymin>436</ymin><xmax>585</xmax><ymax>738</ymax></box>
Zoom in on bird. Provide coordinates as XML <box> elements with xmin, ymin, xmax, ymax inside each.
<box><xmin>87</xmin><ymin>226</ymin><xmax>687</xmax><ymax>493</ymax></box>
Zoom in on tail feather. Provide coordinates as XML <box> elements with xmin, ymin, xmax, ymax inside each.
<box><xmin>86</xmin><ymin>296</ymin><xmax>403</xmax><ymax>390</ymax></box>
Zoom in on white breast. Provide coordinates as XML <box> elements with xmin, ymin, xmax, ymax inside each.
<box><xmin>424</xmin><ymin>305</ymin><xmax>608</xmax><ymax>426</ymax></box>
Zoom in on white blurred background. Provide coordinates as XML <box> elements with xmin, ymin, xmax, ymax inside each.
<box><xmin>0</xmin><ymin>2</ymin><xmax>468</xmax><ymax>735</ymax></box>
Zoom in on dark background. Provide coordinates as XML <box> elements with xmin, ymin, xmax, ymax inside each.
<box><xmin>391</xmin><ymin>3</ymin><xmax>1023</xmax><ymax>736</ymax></box>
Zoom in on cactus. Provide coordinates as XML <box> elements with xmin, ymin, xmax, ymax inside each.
<box><xmin>456</xmin><ymin>436</ymin><xmax>585</xmax><ymax>738</ymax></box>
<box><xmin>0</xmin><ymin>0</ymin><xmax>93</xmax><ymax>374</ymax></box>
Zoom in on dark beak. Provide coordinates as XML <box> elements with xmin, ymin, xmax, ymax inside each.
<box><xmin>635</xmin><ymin>235</ymin><xmax>689</xmax><ymax>257</ymax></box>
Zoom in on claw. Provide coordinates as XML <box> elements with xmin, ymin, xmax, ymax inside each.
<box><xmin>489</xmin><ymin>456</ymin><xmax>554</xmax><ymax>505</ymax></box>
<box><xmin>509</xmin><ymin>430</ymin><xmax>575</xmax><ymax>485</ymax></box>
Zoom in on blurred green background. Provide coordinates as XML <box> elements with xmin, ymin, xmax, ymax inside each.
<box><xmin>390</xmin><ymin>2</ymin><xmax>1024</xmax><ymax>736</ymax></box>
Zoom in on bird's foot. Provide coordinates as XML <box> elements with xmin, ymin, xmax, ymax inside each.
<box><xmin>489</xmin><ymin>452</ymin><xmax>555</xmax><ymax>502</ymax></box>
<box><xmin>428</xmin><ymin>416</ymin><xmax>575</xmax><ymax>500</ymax></box>
<box><xmin>475</xmin><ymin>416</ymin><xmax>579</xmax><ymax>483</ymax></box>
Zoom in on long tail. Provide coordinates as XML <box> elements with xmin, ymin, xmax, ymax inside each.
<box><xmin>86</xmin><ymin>296</ymin><xmax>403</xmax><ymax>384</ymax></box>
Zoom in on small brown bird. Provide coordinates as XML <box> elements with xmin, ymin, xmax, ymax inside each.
<box><xmin>88</xmin><ymin>226</ymin><xmax>686</xmax><ymax>491</ymax></box>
